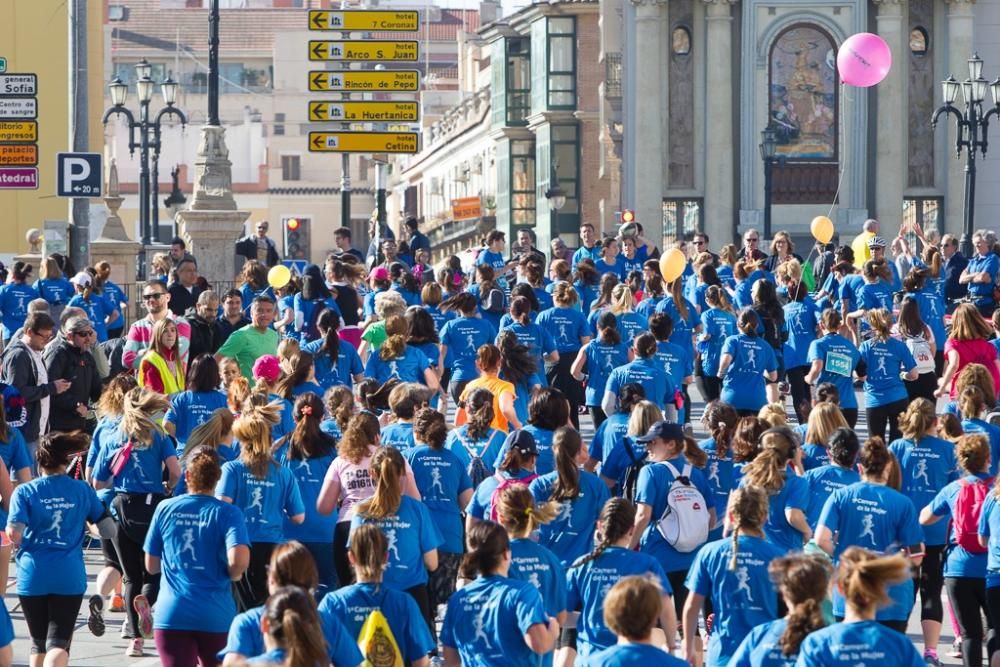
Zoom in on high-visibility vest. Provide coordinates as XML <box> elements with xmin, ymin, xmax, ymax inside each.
<box><xmin>138</xmin><ymin>350</ymin><xmax>185</xmax><ymax>395</ymax></box>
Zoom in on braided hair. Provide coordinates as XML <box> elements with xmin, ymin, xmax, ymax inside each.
<box><xmin>727</xmin><ymin>486</ymin><xmax>769</xmax><ymax>571</ymax></box>
<box><xmin>573</xmin><ymin>498</ymin><xmax>636</xmax><ymax>568</ymax></box>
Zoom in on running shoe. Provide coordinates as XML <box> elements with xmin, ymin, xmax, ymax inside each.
<box><xmin>127</xmin><ymin>638</ymin><xmax>144</xmax><ymax>657</ymax></box>
<box><xmin>87</xmin><ymin>594</ymin><xmax>105</xmax><ymax>637</ymax></box>
<box><xmin>923</xmin><ymin>653</ymin><xmax>942</xmax><ymax>667</ymax></box>
<box><xmin>948</xmin><ymin>638</ymin><xmax>962</xmax><ymax>659</ymax></box>
<box><xmin>133</xmin><ymin>594</ymin><xmax>153</xmax><ymax>639</ymax></box>
<box><xmin>110</xmin><ymin>593</ymin><xmax>125</xmax><ymax>612</ymax></box>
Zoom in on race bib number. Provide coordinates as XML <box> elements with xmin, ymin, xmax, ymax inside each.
<box><xmin>824</xmin><ymin>350</ymin><xmax>852</xmax><ymax>377</ymax></box>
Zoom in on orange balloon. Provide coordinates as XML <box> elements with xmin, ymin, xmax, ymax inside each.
<box><xmin>659</xmin><ymin>248</ymin><xmax>687</xmax><ymax>283</ymax></box>
<box><xmin>811</xmin><ymin>216</ymin><xmax>834</xmax><ymax>244</ymax></box>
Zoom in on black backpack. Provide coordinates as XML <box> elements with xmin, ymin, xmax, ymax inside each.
<box><xmin>620</xmin><ymin>438</ymin><xmax>649</xmax><ymax>504</ymax></box>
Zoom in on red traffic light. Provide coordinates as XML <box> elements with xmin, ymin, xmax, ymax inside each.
<box><xmin>621</xmin><ymin>209</ymin><xmax>636</xmax><ymax>224</ymax></box>
<box><xmin>286</xmin><ymin>218</ymin><xmax>300</xmax><ymax>231</ymax></box>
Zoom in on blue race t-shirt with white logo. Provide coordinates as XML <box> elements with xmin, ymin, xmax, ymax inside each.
<box><xmin>165</xmin><ymin>390</ymin><xmax>229</xmax><ymax>450</ymax></box>
<box><xmin>440</xmin><ymin>316</ymin><xmax>497</xmax><ymax>381</ymax></box>
<box><xmin>583</xmin><ymin>340</ymin><xmax>631</xmax><ymax>406</ymax></box>
<box><xmin>802</xmin><ymin>465</ymin><xmax>860</xmax><ymax>530</ymax></box>
<box><xmin>348</xmin><ymin>495</ymin><xmax>443</xmax><ymax>590</ymax></box>
<box><xmin>806</xmin><ymin>334</ymin><xmax>862</xmax><ymax>410</ymax></box>
<box><xmin>405</xmin><ymin>444</ymin><xmax>474</xmax><ymax>554</ymax></box>
<box><xmin>529</xmin><ymin>470</ymin><xmax>610</xmax><ymax>567</ymax></box>
<box><xmin>795</xmin><ymin>620</ymin><xmax>925</xmax><ymax>666</ymax></box>
<box><xmin>858</xmin><ymin>338</ymin><xmax>916</xmax><ymax>408</ymax></box>
<box><xmin>889</xmin><ymin>435</ymin><xmax>959</xmax><ymax>545</ymax></box>
<box><xmin>536</xmin><ymin>306</ymin><xmax>590</xmax><ymax>354</ymax></box>
<box><xmin>720</xmin><ymin>333</ymin><xmax>777</xmax><ymax>412</ymax></box>
<box><xmin>276</xmin><ymin>448</ymin><xmax>338</xmax><ymax>544</ymax></box>
<box><xmin>216</xmin><ymin>460</ymin><xmax>304</xmax><ymax>544</ymax></box>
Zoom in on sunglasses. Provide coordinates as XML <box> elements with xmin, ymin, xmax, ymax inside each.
<box><xmin>74</xmin><ymin>330</ymin><xmax>95</xmax><ymax>338</ymax></box>
<box><xmin>142</xmin><ymin>293</ymin><xmax>165</xmax><ymax>301</ymax></box>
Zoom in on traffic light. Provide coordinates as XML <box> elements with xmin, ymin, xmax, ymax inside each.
<box><xmin>621</xmin><ymin>209</ymin><xmax>636</xmax><ymax>224</ymax></box>
<box><xmin>282</xmin><ymin>216</ymin><xmax>311</xmax><ymax>260</ymax></box>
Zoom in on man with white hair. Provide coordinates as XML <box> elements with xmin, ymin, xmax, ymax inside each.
<box><xmin>851</xmin><ymin>219</ymin><xmax>879</xmax><ymax>268</ymax></box>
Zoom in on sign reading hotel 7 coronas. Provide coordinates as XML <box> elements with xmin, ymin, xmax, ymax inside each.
<box><xmin>308</xmin><ymin>10</ymin><xmax>419</xmax><ymax>31</ymax></box>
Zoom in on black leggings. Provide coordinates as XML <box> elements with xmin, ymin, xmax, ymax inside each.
<box><xmin>588</xmin><ymin>406</ymin><xmax>607</xmax><ymax>430</ymax></box>
<box><xmin>915</xmin><ymin>544</ymin><xmax>945</xmax><ymax>623</ymax></box>
<box><xmin>405</xmin><ymin>583</ymin><xmax>436</xmax><ymax>645</ymax></box>
<box><xmin>112</xmin><ymin>517</ymin><xmax>159</xmax><ymax>639</ymax></box>
<box><xmin>905</xmin><ymin>372</ymin><xmax>938</xmax><ymax>404</ymax></box>
<box><xmin>786</xmin><ymin>366</ymin><xmax>810</xmax><ymax>424</ymax></box>
<box><xmin>985</xmin><ymin>584</ymin><xmax>1000</xmax><ymax>663</ymax></box>
<box><xmin>946</xmin><ymin>576</ymin><xmax>996</xmax><ymax>667</ymax></box>
<box><xmin>841</xmin><ymin>408</ymin><xmax>858</xmax><ymax>430</ymax></box>
<box><xmin>696</xmin><ymin>374</ymin><xmax>721</xmax><ymax>404</ymax></box>
<box><xmin>547</xmin><ymin>356</ymin><xmax>583</xmax><ymax>429</ymax></box>
<box><xmin>236</xmin><ymin>542</ymin><xmax>277</xmax><ymax>612</ymax></box>
<box><xmin>333</xmin><ymin>521</ymin><xmax>354</xmax><ymax>590</ymax></box>
<box><xmin>866</xmin><ymin>398</ymin><xmax>908</xmax><ymax>444</ymax></box>
<box><xmin>20</xmin><ymin>594</ymin><xmax>83</xmax><ymax>654</ymax></box>
<box><xmin>667</xmin><ymin>570</ymin><xmax>690</xmax><ymax>625</ymax></box>
<box><xmin>448</xmin><ymin>379</ymin><xmax>471</xmax><ymax>405</ymax></box>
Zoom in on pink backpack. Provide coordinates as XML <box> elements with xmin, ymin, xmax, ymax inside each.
<box><xmin>488</xmin><ymin>472</ymin><xmax>538</xmax><ymax>522</ymax></box>
<box><xmin>954</xmin><ymin>476</ymin><xmax>994</xmax><ymax>554</ymax></box>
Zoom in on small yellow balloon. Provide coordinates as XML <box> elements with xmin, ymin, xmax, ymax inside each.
<box><xmin>811</xmin><ymin>216</ymin><xmax>834</xmax><ymax>244</ymax></box>
<box><xmin>659</xmin><ymin>247</ymin><xmax>687</xmax><ymax>283</ymax></box>
<box><xmin>267</xmin><ymin>264</ymin><xmax>292</xmax><ymax>289</ymax></box>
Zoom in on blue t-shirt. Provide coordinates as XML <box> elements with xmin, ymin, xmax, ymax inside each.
<box><xmin>446</xmin><ymin>425</ymin><xmax>506</xmax><ymax>473</ymax></box>
<box><xmin>858</xmin><ymin>337</ymin><xmax>915</xmax><ymax>408</ymax></box>
<box><xmin>302</xmin><ymin>338</ymin><xmax>364</xmax><ymax>390</ymax></box>
<box><xmin>364</xmin><ymin>345</ymin><xmax>431</xmax><ymax>386</ymax></box>
<box><xmin>509</xmin><ymin>537</ymin><xmax>567</xmax><ymax>619</ymax></box>
<box><xmin>318</xmin><ymin>583</ymin><xmax>433</xmax><ymax>664</ymax></box>
<box><xmin>500</xmin><ymin>321</ymin><xmax>556</xmax><ymax>388</ymax></box>
<box><xmin>536</xmin><ymin>306</ymin><xmax>590</xmax><ymax>354</ymax></box>
<box><xmin>700</xmin><ymin>308</ymin><xmax>738</xmax><ymax>377</ymax></box>
<box><xmin>588</xmin><ymin>411</ymin><xmax>630</xmax><ymax>465</ymax></box>
<box><xmin>440</xmin><ymin>316</ymin><xmax>497</xmax><ymax>381</ymax></box>
<box><xmin>94</xmin><ymin>430</ymin><xmax>177</xmax><ymax>494</ymax></box>
<box><xmin>856</xmin><ymin>282</ymin><xmax>894</xmax><ymax>315</ymax></box>
<box><xmin>687</xmin><ymin>535</ymin><xmax>785</xmax><ymax>667</ymax></box>
<box><xmin>0</xmin><ymin>282</ymin><xmax>38</xmax><ymax>340</ymax></box>
<box><xmin>491</xmin><ymin>425</ymin><xmax>557</xmax><ymax>476</ymax></box>
<box><xmin>606</xmin><ymin>358</ymin><xmax>668</xmax><ymax>410</ymax></box>
<box><xmin>782</xmin><ymin>301</ymin><xmax>818</xmax><ymax>370</ymax></box>
<box><xmin>441</xmin><ymin>575</ymin><xmax>549</xmax><ymax>666</ymax></box>
<box><xmin>7</xmin><ymin>474</ymin><xmax>105</xmax><ymax>596</ymax></box>
<box><xmin>730</xmin><ymin>618</ymin><xmax>796</xmax><ymax>667</ymax></box>
<box><xmin>223</xmin><ymin>602</ymin><xmax>362</xmax><ymax>667</ymax></box>
<box><xmin>381</xmin><ymin>422</ymin><xmax>416</xmax><ymax>454</ymax></box>
<box><xmin>276</xmin><ymin>448</ymin><xmax>338</xmax><ymax>544</ymax></box>
<box><xmin>962</xmin><ymin>418</ymin><xmax>1000</xmax><ymax>476</ymax></box>
<box><xmin>579</xmin><ymin>644</ymin><xmax>686</xmax><ymax>667</ymax></box>
<box><xmin>35</xmin><ymin>277</ymin><xmax>74</xmax><ymax>306</ymax></box>
<box><xmin>572</xmin><ymin>245</ymin><xmax>602</xmax><ymax>270</ymax></box>
<box><xmin>292</xmin><ymin>294</ymin><xmax>340</xmax><ymax>342</ymax></box>
<box><xmin>216</xmin><ymin>460</ymin><xmax>304</xmax><ymax>544</ymax></box>
<box><xmin>929</xmin><ymin>474</ymin><xmax>991</xmax><ymax>578</ymax></box>
<box><xmin>567</xmin><ymin>545</ymin><xmax>672</xmax><ymax>658</ymax></box>
<box><xmin>978</xmin><ymin>492</ymin><xmax>1000</xmax><ymax>571</ymax></box>
<box><xmin>838</xmin><ymin>274</ymin><xmax>865</xmax><ymax>313</ymax></box>
<box><xmin>349</xmin><ymin>495</ymin><xmax>443</xmax><ymax>589</ymax></box>
<box><xmin>636</xmin><ymin>457</ymin><xmax>714</xmax><ymax>573</ymax></box>
<box><xmin>911</xmin><ymin>288</ymin><xmax>946</xmax><ymax>351</ymax></box>
<box><xmin>740</xmin><ymin>474</ymin><xmax>808</xmax><ymax>552</ymax></box>
<box><xmin>594</xmin><ymin>257</ymin><xmax>627</xmax><ymax>281</ymax></box>
<box><xmin>889</xmin><ymin>435</ymin><xmax>959</xmax><ymax>545</ymax></box>
<box><xmin>600</xmin><ymin>436</ymin><xmax>646</xmax><ymax>492</ymax></box>
<box><xmin>654</xmin><ymin>296</ymin><xmax>698</xmax><ymax>354</ymax></box>
<box><xmin>104</xmin><ymin>279</ymin><xmax>128</xmax><ymax>330</ymax></box>
<box><xmin>476</xmin><ymin>249</ymin><xmax>509</xmax><ymax>287</ymax></box>
<box><xmin>817</xmin><ymin>481</ymin><xmax>923</xmax><ymax>620</ymax></box>
<box><xmin>720</xmin><ymin>334</ymin><xmax>777</xmax><ymax>411</ymax></box>
<box><xmin>654</xmin><ymin>340</ymin><xmax>692</xmax><ymax>402</ymax></box>
<box><xmin>165</xmin><ymin>390</ymin><xmax>229</xmax><ymax>450</ymax></box>
<box><xmin>801</xmin><ymin>444</ymin><xmax>829</xmax><ymax>471</ymax></box>
<box><xmin>67</xmin><ymin>292</ymin><xmax>116</xmax><ymax>342</ymax></box>
<box><xmin>699</xmin><ymin>437</ymin><xmax>735</xmax><ymax>525</ymax></box>
<box><xmin>806</xmin><ymin>334</ymin><xmax>862</xmax><ymax>410</ymax></box>
<box><xmin>404</xmin><ymin>445</ymin><xmax>473</xmax><ymax>554</ymax></box>
<box><xmin>802</xmin><ymin>465</ymin><xmax>860</xmax><ymax>530</ymax></box>
<box><xmin>583</xmin><ymin>340</ymin><xmax>631</xmax><ymax>406</ymax></box>
<box><xmin>967</xmin><ymin>252</ymin><xmax>1000</xmax><ymax>304</ymax></box>
<box><xmin>240</xmin><ymin>283</ymin><xmax>274</xmax><ymax>315</ymax></box>
<box><xmin>795</xmin><ymin>620</ymin><xmax>924</xmax><ymax>666</ymax></box>
<box><xmin>529</xmin><ymin>471</ymin><xmax>610</xmax><ymax>566</ymax></box>
<box><xmin>144</xmin><ymin>493</ymin><xmax>250</xmax><ymax>632</ymax></box>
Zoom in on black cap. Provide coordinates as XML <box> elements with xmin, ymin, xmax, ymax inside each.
<box><xmin>504</xmin><ymin>429</ymin><xmax>538</xmax><ymax>457</ymax></box>
<box><xmin>636</xmin><ymin>420</ymin><xmax>686</xmax><ymax>443</ymax></box>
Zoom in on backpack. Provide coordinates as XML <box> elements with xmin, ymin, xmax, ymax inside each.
<box><xmin>457</xmin><ymin>431</ymin><xmax>492</xmax><ymax>488</ymax></box>
<box><xmin>620</xmin><ymin>438</ymin><xmax>649</xmax><ymax>504</ymax></box>
<box><xmin>954</xmin><ymin>476</ymin><xmax>994</xmax><ymax>555</ymax></box>
<box><xmin>356</xmin><ymin>608</ymin><xmax>404</xmax><ymax>667</ymax></box>
<box><xmin>488</xmin><ymin>471</ymin><xmax>538</xmax><ymax>522</ymax></box>
<box><xmin>903</xmin><ymin>332</ymin><xmax>934</xmax><ymax>374</ymax></box>
<box><xmin>655</xmin><ymin>461</ymin><xmax>710</xmax><ymax>553</ymax></box>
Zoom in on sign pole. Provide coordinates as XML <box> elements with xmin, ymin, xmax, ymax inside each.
<box><xmin>69</xmin><ymin>0</ymin><xmax>90</xmax><ymax>268</ymax></box>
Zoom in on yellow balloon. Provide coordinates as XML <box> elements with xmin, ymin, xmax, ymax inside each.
<box><xmin>659</xmin><ymin>247</ymin><xmax>687</xmax><ymax>283</ymax></box>
<box><xmin>811</xmin><ymin>216</ymin><xmax>834</xmax><ymax>244</ymax></box>
<box><xmin>267</xmin><ymin>264</ymin><xmax>292</xmax><ymax>289</ymax></box>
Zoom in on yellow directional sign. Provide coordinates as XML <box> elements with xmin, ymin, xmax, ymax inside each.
<box><xmin>308</xmin><ymin>70</ymin><xmax>420</xmax><ymax>92</ymax></box>
<box><xmin>308</xmin><ymin>131</ymin><xmax>419</xmax><ymax>154</ymax></box>
<box><xmin>0</xmin><ymin>121</ymin><xmax>36</xmax><ymax>142</ymax></box>
<box><xmin>308</xmin><ymin>10</ymin><xmax>419</xmax><ymax>31</ymax></box>
<box><xmin>309</xmin><ymin>101</ymin><xmax>419</xmax><ymax>122</ymax></box>
<box><xmin>309</xmin><ymin>40</ymin><xmax>419</xmax><ymax>62</ymax></box>
<box><xmin>0</xmin><ymin>144</ymin><xmax>37</xmax><ymax>166</ymax></box>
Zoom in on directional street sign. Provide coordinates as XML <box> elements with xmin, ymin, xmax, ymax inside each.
<box><xmin>308</xmin><ymin>70</ymin><xmax>420</xmax><ymax>92</ymax></box>
<box><xmin>308</xmin><ymin>10</ymin><xmax>419</xmax><ymax>31</ymax></box>
<box><xmin>309</xmin><ymin>40</ymin><xmax>419</xmax><ymax>62</ymax></box>
<box><xmin>0</xmin><ymin>98</ymin><xmax>36</xmax><ymax>119</ymax></box>
<box><xmin>56</xmin><ymin>152</ymin><xmax>102</xmax><ymax>198</ymax></box>
<box><xmin>0</xmin><ymin>144</ymin><xmax>37</xmax><ymax>166</ymax></box>
<box><xmin>308</xmin><ymin>131</ymin><xmax>419</xmax><ymax>154</ymax></box>
<box><xmin>0</xmin><ymin>59</ymin><xmax>6</xmax><ymax>74</ymax></box>
<box><xmin>0</xmin><ymin>121</ymin><xmax>36</xmax><ymax>142</ymax></box>
<box><xmin>0</xmin><ymin>168</ymin><xmax>37</xmax><ymax>189</ymax></box>
<box><xmin>0</xmin><ymin>74</ymin><xmax>37</xmax><ymax>96</ymax></box>
<box><xmin>308</xmin><ymin>100</ymin><xmax>419</xmax><ymax>122</ymax></box>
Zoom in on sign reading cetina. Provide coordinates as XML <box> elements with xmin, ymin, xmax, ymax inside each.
<box><xmin>308</xmin><ymin>131</ymin><xmax>419</xmax><ymax>154</ymax></box>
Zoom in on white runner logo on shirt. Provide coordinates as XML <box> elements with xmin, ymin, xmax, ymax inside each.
<box><xmin>736</xmin><ymin>566</ymin><xmax>754</xmax><ymax>601</ymax></box>
<box><xmin>708</xmin><ymin>462</ymin><xmax>720</xmax><ymax>484</ymax></box>
<box><xmin>42</xmin><ymin>509</ymin><xmax>64</xmax><ymax>541</ymax></box>
<box><xmin>385</xmin><ymin>528</ymin><xmax>400</xmax><ymax>561</ymax></box>
<box><xmin>860</xmin><ymin>514</ymin><xmax>876</xmax><ymax>544</ymax></box>
<box><xmin>746</xmin><ymin>346</ymin><xmax>757</xmax><ymax>369</ymax></box>
<box><xmin>473</xmin><ymin>605</ymin><xmax>492</xmax><ymax>648</ymax></box>
<box><xmin>249</xmin><ymin>486</ymin><xmax>266</xmax><ymax>522</ymax></box>
<box><xmin>430</xmin><ymin>468</ymin><xmax>445</xmax><ymax>495</ymax></box>
<box><xmin>914</xmin><ymin>459</ymin><xmax>930</xmax><ymax>486</ymax></box>
<box><xmin>180</xmin><ymin>528</ymin><xmax>197</xmax><ymax>561</ymax></box>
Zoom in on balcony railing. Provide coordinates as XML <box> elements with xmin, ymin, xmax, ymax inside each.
<box><xmin>605</xmin><ymin>53</ymin><xmax>622</xmax><ymax>98</ymax></box>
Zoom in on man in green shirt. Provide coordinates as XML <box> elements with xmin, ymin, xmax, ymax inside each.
<box><xmin>216</xmin><ymin>295</ymin><xmax>279</xmax><ymax>378</ymax></box>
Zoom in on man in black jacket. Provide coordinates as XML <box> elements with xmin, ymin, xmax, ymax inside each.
<box><xmin>186</xmin><ymin>290</ymin><xmax>224</xmax><ymax>360</ymax></box>
<box><xmin>235</xmin><ymin>220</ymin><xmax>280</xmax><ymax>268</ymax></box>
<box><xmin>43</xmin><ymin>316</ymin><xmax>101</xmax><ymax>434</ymax></box>
<box><xmin>0</xmin><ymin>312</ymin><xmax>71</xmax><ymax>465</ymax></box>
<box><xmin>168</xmin><ymin>258</ymin><xmax>203</xmax><ymax>316</ymax></box>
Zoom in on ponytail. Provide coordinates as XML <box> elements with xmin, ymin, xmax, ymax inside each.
<box><xmin>703</xmin><ymin>400</ymin><xmax>738</xmax><ymax>459</ymax></box>
<box><xmin>350</xmin><ymin>524</ymin><xmax>388</xmax><ymax>584</ymax></box>
<box><xmin>497</xmin><ymin>485</ymin><xmax>559</xmax><ymax>538</ymax></box>
<box><xmin>121</xmin><ymin>387</ymin><xmax>170</xmax><ymax>448</ymax></box>
<box><xmin>727</xmin><ymin>486</ymin><xmax>769</xmax><ymax>571</ymax></box>
<box><xmin>769</xmin><ymin>554</ymin><xmax>831</xmax><ymax>656</ymax></box>
<box><xmin>357</xmin><ymin>447</ymin><xmax>404</xmax><ymax>519</ymax></box>
<box><xmin>549</xmin><ymin>427</ymin><xmax>581</xmax><ymax>501</ymax></box>
<box><xmin>460</xmin><ymin>521</ymin><xmax>510</xmax><ymax>579</ymax></box>
<box><xmin>233</xmin><ymin>401</ymin><xmax>282</xmax><ymax>479</ymax></box>
<box><xmin>263</xmin><ymin>587</ymin><xmax>327</xmax><ymax>667</ymax></box>
<box><xmin>668</xmin><ymin>278</ymin><xmax>689</xmax><ymax>321</ymax></box>
<box><xmin>379</xmin><ymin>315</ymin><xmax>408</xmax><ymax>361</ymax></box>
<box><xmin>742</xmin><ymin>427</ymin><xmax>798</xmax><ymax>493</ymax></box>
<box><xmin>837</xmin><ymin>546</ymin><xmax>911</xmax><ymax>614</ymax></box>
<box><xmin>573</xmin><ymin>498</ymin><xmax>635</xmax><ymax>568</ymax></box>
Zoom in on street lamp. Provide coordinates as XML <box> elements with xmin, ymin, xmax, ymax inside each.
<box><xmin>932</xmin><ymin>53</ymin><xmax>1000</xmax><ymax>256</ymax></box>
<box><xmin>759</xmin><ymin>125</ymin><xmax>778</xmax><ymax>242</ymax></box>
<box><xmin>102</xmin><ymin>66</ymin><xmax>187</xmax><ymax>279</ymax></box>
<box><xmin>544</xmin><ymin>159</ymin><xmax>566</xmax><ymax>257</ymax></box>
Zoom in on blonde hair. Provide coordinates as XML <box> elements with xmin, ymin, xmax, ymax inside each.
<box><xmin>357</xmin><ymin>447</ymin><xmax>405</xmax><ymax>520</ymax></box>
<box><xmin>865</xmin><ymin>308</ymin><xmax>892</xmax><ymax>342</ymax></box>
<box><xmin>609</xmin><ymin>283</ymin><xmax>635</xmax><ymax>316</ymax></box>
<box><xmin>121</xmin><ymin>387</ymin><xmax>170</xmax><ymax>448</ymax></box>
<box><xmin>770</xmin><ymin>231</ymin><xmax>795</xmax><ymax>256</ymax></box>
<box><xmin>497</xmin><ymin>485</ymin><xmax>559</xmax><ymax>538</ymax></box>
<box><xmin>552</xmin><ymin>281</ymin><xmax>579</xmax><ymax>307</ymax></box>
<box><xmin>728</xmin><ymin>486</ymin><xmax>769</xmax><ymax>570</ymax></box>
<box><xmin>757</xmin><ymin>403</ymin><xmax>787</xmax><ymax>427</ymax></box>
<box><xmin>627</xmin><ymin>400</ymin><xmax>663</xmax><ymax>437</ymax></box>
<box><xmin>950</xmin><ymin>303</ymin><xmax>994</xmax><ymax>342</ymax></box>
<box><xmin>183</xmin><ymin>408</ymin><xmax>235</xmax><ymax>464</ymax></box>
<box><xmin>956</xmin><ymin>363</ymin><xmax>997</xmax><ymax>408</ymax></box>
<box><xmin>233</xmin><ymin>401</ymin><xmax>282</xmax><ymax>479</ymax></box>
<box><xmin>743</xmin><ymin>427</ymin><xmax>798</xmax><ymax>494</ymax></box>
<box><xmin>803</xmin><ymin>402</ymin><xmax>848</xmax><ymax>449</ymax></box>
<box><xmin>898</xmin><ymin>398</ymin><xmax>936</xmax><ymax>441</ymax></box>
<box><xmin>837</xmin><ymin>547</ymin><xmax>911</xmax><ymax>613</ymax></box>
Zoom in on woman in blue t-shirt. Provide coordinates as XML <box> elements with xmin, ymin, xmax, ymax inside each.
<box><xmin>10</xmin><ymin>433</ymin><xmax>113</xmax><ymax>664</ymax></box>
<box><xmin>740</xmin><ymin>427</ymin><xmax>812</xmax><ymax>552</ymax></box>
<box><xmin>217</xmin><ymin>401</ymin><xmax>306</xmax><ymax>612</ymax></box>
<box><xmin>36</xmin><ymin>256</ymin><xmax>75</xmax><ymax>321</ymax></box>
<box><xmin>442</xmin><ymin>521</ymin><xmax>559</xmax><ymax>666</ymax></box>
<box><xmin>274</xmin><ymin>392</ymin><xmax>339</xmax><ymax>595</ymax></box>
<box><xmin>349</xmin><ymin>446</ymin><xmax>442</xmax><ymax>639</ymax></box>
<box><xmin>801</xmin><ymin>402</ymin><xmax>848</xmax><ymax>471</ymax></box>
<box><xmin>698</xmin><ymin>400</ymin><xmax>739</xmax><ymax>542</ymax></box>
<box><xmin>802</xmin><ymin>427</ymin><xmax>861</xmax><ymax>531</ymax></box>
<box><xmin>815</xmin><ymin>437</ymin><xmax>925</xmax><ymax>631</ymax></box>
<box><xmin>697</xmin><ymin>285</ymin><xmax>737</xmax><ymax>403</ymax></box>
<box><xmin>730</xmin><ymin>552</ymin><xmax>832</xmax><ymax>667</ymax></box>
<box><xmin>163</xmin><ymin>354</ymin><xmax>229</xmax><ymax>451</ymax></box>
<box><xmin>439</xmin><ymin>292</ymin><xmax>498</xmax><ymax>402</ymax></box>
<box><xmin>796</xmin><ymin>547</ymin><xmax>925</xmax><ymax>666</ymax></box>
<box><xmin>958</xmin><ymin>385</ymin><xmax>1000</xmax><ymax>476</ymax></box>
<box><xmin>805</xmin><ymin>309</ymin><xmax>863</xmax><ymax>429</ymax></box>
<box><xmin>573</xmin><ymin>312</ymin><xmax>632</xmax><ymax>430</ymax></box>
<box><xmin>536</xmin><ymin>282</ymin><xmax>592</xmax><ymax>429</ymax></box>
<box><xmin>857</xmin><ymin>308</ymin><xmax>918</xmax><ymax>443</ymax></box>
<box><xmin>292</xmin><ymin>270</ymin><xmax>339</xmax><ymax>343</ymax></box>
<box><xmin>366</xmin><ymin>314</ymin><xmax>439</xmax><ymax>389</ymax></box>
<box><xmin>174</xmin><ymin>408</ymin><xmax>240</xmax><ymax>496</ymax></box>
<box><xmin>529</xmin><ymin>427</ymin><xmax>610</xmax><ymax>567</ymax></box>
<box><xmin>502</xmin><ymin>296</ymin><xmax>558</xmax><ymax>393</ymax></box>
<box><xmin>684</xmin><ymin>486</ymin><xmax>787</xmax><ymax>667</ymax></box>
<box><xmin>304</xmin><ymin>309</ymin><xmax>364</xmax><ymax>391</ymax></box>
<box><xmin>93</xmin><ymin>388</ymin><xmax>181</xmax><ymax>655</ymax></box>
<box><xmin>718</xmin><ymin>308</ymin><xmax>779</xmax><ymax>415</ymax></box>
<box><xmin>848</xmin><ymin>261</ymin><xmax>896</xmax><ymax>329</ymax></box>
<box><xmin>0</xmin><ymin>261</ymin><xmax>38</xmax><ymax>342</ymax></box>
<box><xmin>67</xmin><ymin>271</ymin><xmax>118</xmax><ymax>342</ymax></box>
<box><xmin>248</xmin><ymin>586</ymin><xmax>340</xmax><ymax>667</ymax></box>
<box><xmin>405</xmin><ymin>408</ymin><xmax>474</xmax><ymax>621</ymax></box>
<box><xmin>585</xmin><ymin>383</ymin><xmax>646</xmax><ymax>476</ymax></box>
<box><xmin>445</xmin><ymin>387</ymin><xmax>506</xmax><ymax>473</ymax></box>
<box><xmin>782</xmin><ymin>279</ymin><xmax>819</xmax><ymax>424</ymax></box>
<box><xmin>380</xmin><ymin>383</ymin><xmax>425</xmax><ymax>454</ymax></box>
<box><xmin>144</xmin><ymin>446</ymin><xmax>251</xmax><ymax>665</ymax></box>
<box><xmin>602</xmin><ymin>333</ymin><xmax>668</xmax><ymax>415</ymax></box>
<box><xmin>568</xmin><ymin>498</ymin><xmax>676</xmax><ymax>662</ymax></box>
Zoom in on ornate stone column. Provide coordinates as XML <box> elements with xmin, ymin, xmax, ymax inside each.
<box><xmin>874</xmin><ymin>0</ymin><xmax>907</xmax><ymax>239</ymax></box>
<box><xmin>704</xmin><ymin>0</ymin><xmax>737</xmax><ymax>245</ymax></box>
<box><xmin>945</xmin><ymin>0</ymin><xmax>976</xmax><ymax>237</ymax></box>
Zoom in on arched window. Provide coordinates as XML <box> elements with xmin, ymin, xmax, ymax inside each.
<box><xmin>672</xmin><ymin>27</ymin><xmax>691</xmax><ymax>56</ymax></box>
<box><xmin>910</xmin><ymin>27</ymin><xmax>928</xmax><ymax>55</ymax></box>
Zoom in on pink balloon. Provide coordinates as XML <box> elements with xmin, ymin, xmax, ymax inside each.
<box><xmin>836</xmin><ymin>32</ymin><xmax>892</xmax><ymax>87</ymax></box>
